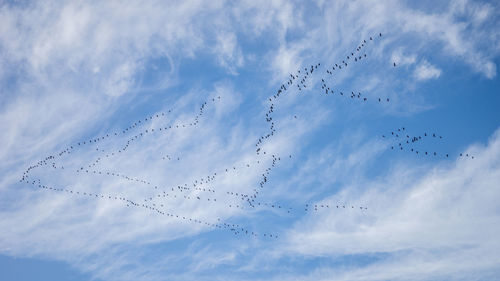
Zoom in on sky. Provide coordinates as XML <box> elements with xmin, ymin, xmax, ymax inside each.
<box><xmin>1</xmin><ymin>0</ymin><xmax>500</xmax><ymax>280</ymax></box>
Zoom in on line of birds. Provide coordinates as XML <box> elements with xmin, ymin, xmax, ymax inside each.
<box><xmin>255</xmin><ymin>32</ymin><xmax>389</xmax><ymax>160</ymax></box>
<box><xmin>75</xmin><ymin>156</ymin><xmax>367</xmax><ymax>216</ymax></box>
<box><xmin>52</xmin><ymin>95</ymin><xmax>310</xmax><ymax>216</ymax></box>
<box><xmin>20</xmin><ymin>94</ymin><xmax>306</xmax><ymax>238</ymax></box>
<box><xmin>21</xmin><ymin>34</ymin><xmax>406</xmax><ymax>239</ymax></box>
<box><xmin>84</xmin><ymin>99</ymin><xmax>214</xmax><ymax>169</ymax></box>
<box><xmin>22</xmin><ymin>115</ymin><xmax>365</xmax><ymax>238</ymax></box>
<box><xmin>23</xmin><ymin>178</ymin><xmax>275</xmax><ymax>238</ymax></box>
<box><xmin>318</xmin><ymin>33</ymin><xmax>392</xmax><ymax>103</ymax></box>
<box><xmin>251</xmin><ymin>32</ymin><xmax>390</xmax><ymax>206</ymax></box>
<box><xmin>383</xmin><ymin>127</ymin><xmax>475</xmax><ymax>159</ymax></box>
<box><xmin>19</xmin><ymin>96</ymin><xmax>275</xmax><ymax>236</ymax></box>
<box><xmin>20</xmin><ymin>98</ymin><xmax>218</xmax><ymax>182</ymax></box>
<box><xmin>325</xmin><ymin>34</ymin><xmax>379</xmax><ymax>74</ymax></box>
<box><xmin>306</xmin><ymin>204</ymin><xmax>367</xmax><ymax>211</ymax></box>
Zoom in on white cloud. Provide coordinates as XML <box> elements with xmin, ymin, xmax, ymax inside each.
<box><xmin>414</xmin><ymin>60</ymin><xmax>442</xmax><ymax>81</ymax></box>
<box><xmin>214</xmin><ymin>31</ymin><xmax>244</xmax><ymax>74</ymax></box>
<box><xmin>271</xmin><ymin>45</ymin><xmax>303</xmax><ymax>82</ymax></box>
<box><xmin>0</xmin><ymin>87</ymin><xmax>245</xmax><ymax>273</ymax></box>
<box><xmin>0</xmin><ymin>75</ymin><xmax>325</xmax><ymax>280</ymax></box>
<box><xmin>280</xmin><ymin>127</ymin><xmax>500</xmax><ymax>280</ymax></box>
<box><xmin>0</xmin><ymin>0</ymin><xmax>499</xmax><ymax>280</ymax></box>
<box><xmin>391</xmin><ymin>49</ymin><xmax>417</xmax><ymax>66</ymax></box>
<box><xmin>0</xmin><ymin>0</ymin><xmax>303</xmax><ymax>187</ymax></box>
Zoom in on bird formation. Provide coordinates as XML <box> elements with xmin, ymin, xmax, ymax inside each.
<box><xmin>22</xmin><ymin>32</ymin><xmax>425</xmax><ymax>240</ymax></box>
<box><xmin>306</xmin><ymin>204</ymin><xmax>368</xmax><ymax>211</ymax></box>
<box><xmin>318</xmin><ymin>33</ymin><xmax>392</xmax><ymax>103</ymax></box>
<box><xmin>382</xmin><ymin>127</ymin><xmax>475</xmax><ymax>159</ymax></box>
<box><xmin>252</xmin><ymin>36</ymin><xmax>386</xmax><ymax>204</ymax></box>
<box><xmin>24</xmin><ymin>178</ymin><xmax>268</xmax><ymax>237</ymax></box>
<box><xmin>255</xmin><ymin>32</ymin><xmax>391</xmax><ymax>164</ymax></box>
<box><xmin>20</xmin><ymin>97</ymin><xmax>292</xmax><ymax>238</ymax></box>
<box><xmin>77</xmin><ymin>156</ymin><xmax>367</xmax><ymax>216</ymax></box>
<box><xmin>19</xmin><ymin>91</ymin><xmax>366</xmax><ymax>239</ymax></box>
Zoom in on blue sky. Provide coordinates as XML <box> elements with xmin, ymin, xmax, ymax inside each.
<box><xmin>1</xmin><ymin>0</ymin><xmax>500</xmax><ymax>280</ymax></box>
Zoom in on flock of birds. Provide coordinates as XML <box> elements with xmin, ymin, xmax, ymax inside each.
<box><xmin>383</xmin><ymin>127</ymin><xmax>475</xmax><ymax>159</ymax></box>
<box><xmin>19</xmin><ymin>32</ymin><xmax>474</xmax><ymax>239</ymax></box>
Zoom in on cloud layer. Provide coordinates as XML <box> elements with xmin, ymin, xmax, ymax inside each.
<box><xmin>0</xmin><ymin>0</ymin><xmax>499</xmax><ymax>280</ymax></box>
<box><xmin>282</xmin><ymin>128</ymin><xmax>500</xmax><ymax>280</ymax></box>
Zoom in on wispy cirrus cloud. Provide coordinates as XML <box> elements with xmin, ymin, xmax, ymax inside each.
<box><xmin>278</xmin><ymin>128</ymin><xmax>500</xmax><ymax>280</ymax></box>
<box><xmin>0</xmin><ymin>0</ymin><xmax>499</xmax><ymax>280</ymax></box>
<box><xmin>414</xmin><ymin>60</ymin><xmax>442</xmax><ymax>81</ymax></box>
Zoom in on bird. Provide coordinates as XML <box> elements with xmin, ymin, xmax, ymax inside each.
<box><xmin>22</xmin><ymin>35</ymin><xmax>395</xmax><ymax>239</ymax></box>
